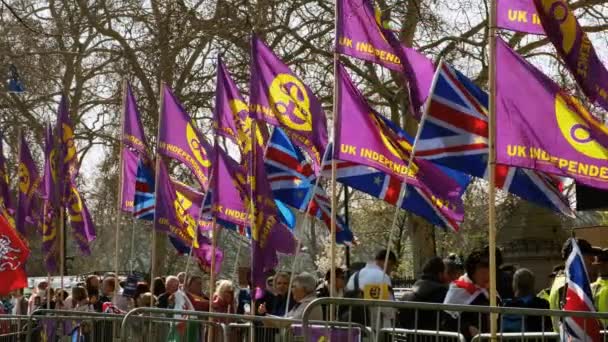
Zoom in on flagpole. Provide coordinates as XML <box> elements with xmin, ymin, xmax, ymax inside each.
<box><xmin>114</xmin><ymin>79</ymin><xmax>127</xmax><ymax>302</ymax></box>
<box><xmin>208</xmin><ymin>216</ymin><xmax>217</xmax><ymax>313</ymax></box>
<box><xmin>373</xmin><ymin>61</ymin><xmax>444</xmax><ymax>338</ymax></box>
<box><xmin>487</xmin><ymin>0</ymin><xmax>499</xmax><ymax>338</ymax></box>
<box><xmin>59</xmin><ymin>205</ymin><xmax>65</xmax><ymax>291</ymax></box>
<box><xmin>344</xmin><ymin>186</ymin><xmax>350</xmax><ymax>271</ymax></box>
<box><xmin>248</xmin><ymin>120</ymin><xmax>258</xmax><ymax>342</ymax></box>
<box><xmin>330</xmin><ymin>0</ymin><xmax>340</xmax><ymax>319</ymax></box>
<box><xmin>149</xmin><ymin>81</ymin><xmax>165</xmax><ymax>306</ymax></box>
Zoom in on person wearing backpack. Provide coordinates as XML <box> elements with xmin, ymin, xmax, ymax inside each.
<box><xmin>501</xmin><ymin>268</ymin><xmax>550</xmax><ymax>332</ymax></box>
<box><xmin>342</xmin><ymin>249</ymin><xmax>397</xmax><ymax>328</ymax></box>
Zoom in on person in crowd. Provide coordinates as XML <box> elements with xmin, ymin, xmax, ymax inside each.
<box><xmin>152</xmin><ymin>277</ymin><xmax>166</xmax><ymax>297</ymax></box>
<box><xmin>9</xmin><ymin>289</ymin><xmax>27</xmax><ymax>315</ymax></box>
<box><xmin>549</xmin><ymin>238</ymin><xmax>600</xmax><ymax>331</ymax></box>
<box><xmin>133</xmin><ymin>282</ymin><xmax>150</xmax><ymax>307</ymax></box>
<box><xmin>85</xmin><ymin>275</ymin><xmax>100</xmax><ymax>293</ymax></box>
<box><xmin>317</xmin><ymin>268</ymin><xmax>346</xmax><ymax>298</ymax></box>
<box><xmin>137</xmin><ymin>292</ymin><xmax>156</xmax><ymax>308</ymax></box>
<box><xmin>40</xmin><ymin>288</ymin><xmax>55</xmax><ymax>309</ymax></box>
<box><xmin>399</xmin><ymin>257</ymin><xmax>448</xmax><ymax>330</ymax></box>
<box><xmin>284</xmin><ymin>272</ymin><xmax>322</xmax><ymax>320</ymax></box>
<box><xmin>158</xmin><ymin>276</ymin><xmax>180</xmax><ymax>309</ymax></box>
<box><xmin>444</xmin><ymin>254</ymin><xmax>464</xmax><ymax>283</ymax></box>
<box><xmin>71</xmin><ymin>286</ymin><xmax>93</xmax><ymax>312</ymax></box>
<box><xmin>185</xmin><ymin>275</ymin><xmax>209</xmax><ymax>311</ymax></box>
<box><xmin>592</xmin><ymin>249</ymin><xmax>608</xmax><ymax>324</ymax></box>
<box><xmin>177</xmin><ymin>272</ymin><xmax>186</xmax><ymax>286</ymax></box>
<box><xmin>537</xmin><ymin>265</ymin><xmax>563</xmax><ymax>302</ymax></box>
<box><xmin>212</xmin><ymin>280</ymin><xmax>236</xmax><ymax>315</ymax></box>
<box><xmin>502</xmin><ymin>268</ymin><xmax>550</xmax><ymax>332</ymax></box>
<box><xmin>498</xmin><ymin>263</ymin><xmax>516</xmax><ymax>300</ymax></box>
<box><xmin>443</xmin><ymin>246</ymin><xmax>500</xmax><ymax>341</ymax></box>
<box><xmin>28</xmin><ymin>280</ymin><xmax>48</xmax><ymax>314</ymax></box>
<box><xmin>266</xmin><ymin>276</ymin><xmax>275</xmax><ymax>295</ymax></box>
<box><xmin>257</xmin><ymin>272</ymin><xmax>294</xmax><ymax>316</ymax></box>
<box><xmin>236</xmin><ymin>270</ymin><xmax>252</xmax><ymax>315</ymax></box>
<box><xmin>99</xmin><ymin>276</ymin><xmax>116</xmax><ymax>303</ymax></box>
<box><xmin>88</xmin><ymin>288</ymin><xmax>101</xmax><ymax>312</ymax></box>
<box><xmin>344</xmin><ymin>249</ymin><xmax>397</xmax><ymax>328</ymax></box>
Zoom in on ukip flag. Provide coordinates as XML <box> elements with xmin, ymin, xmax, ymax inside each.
<box><xmin>55</xmin><ymin>96</ymin><xmax>79</xmax><ymax>193</ymax></box>
<box><xmin>153</xmin><ymin>159</ymin><xmax>198</xmax><ymax>248</ymax></box>
<box><xmin>210</xmin><ymin>147</ymin><xmax>250</xmax><ymax>228</ymax></box>
<box><xmin>249</xmin><ymin>120</ymin><xmax>297</xmax><ymax>289</ymax></box>
<box><xmin>41</xmin><ymin>124</ymin><xmax>58</xmax><ymax>272</ymax></box>
<box><xmin>335</xmin><ymin>0</ymin><xmax>435</xmax><ymax>118</ymax></box>
<box><xmin>65</xmin><ymin>184</ymin><xmax>96</xmax><ymax>255</ymax></box>
<box><xmin>335</xmin><ymin>62</ymin><xmax>468</xmax><ymax>229</ymax></box>
<box><xmin>496</xmin><ymin>0</ymin><xmax>545</xmax><ymax>35</ymax></box>
<box><xmin>534</xmin><ymin>0</ymin><xmax>608</xmax><ymax>112</ymax></box>
<box><xmin>0</xmin><ymin>136</ymin><xmax>13</xmax><ymax>222</ymax></box>
<box><xmin>495</xmin><ymin>38</ymin><xmax>608</xmax><ymax>190</ymax></box>
<box><xmin>16</xmin><ymin>135</ymin><xmax>41</xmax><ymax>236</ymax></box>
<box><xmin>416</xmin><ymin>61</ymin><xmax>574</xmax><ymax>216</ymax></box>
<box><xmin>121</xmin><ymin>82</ymin><xmax>150</xmax><ymax>212</ymax></box>
<box><xmin>159</xmin><ymin>84</ymin><xmax>213</xmax><ymax>189</ymax></box>
<box><xmin>249</xmin><ymin>36</ymin><xmax>328</xmax><ymax>173</ymax></box>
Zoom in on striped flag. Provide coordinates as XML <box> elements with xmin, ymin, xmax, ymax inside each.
<box><xmin>133</xmin><ymin>159</ymin><xmax>155</xmax><ymax>221</ymax></box>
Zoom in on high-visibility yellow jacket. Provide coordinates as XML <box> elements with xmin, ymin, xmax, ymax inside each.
<box><xmin>592</xmin><ymin>277</ymin><xmax>608</xmax><ymax>326</ymax></box>
<box><xmin>548</xmin><ymin>273</ymin><xmax>566</xmax><ymax>332</ymax></box>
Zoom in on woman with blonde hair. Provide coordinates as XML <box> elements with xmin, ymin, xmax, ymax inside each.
<box><xmin>212</xmin><ymin>280</ymin><xmax>236</xmax><ymax>316</ymax></box>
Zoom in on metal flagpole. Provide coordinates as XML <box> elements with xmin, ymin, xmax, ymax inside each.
<box><xmin>114</xmin><ymin>79</ymin><xmax>127</xmax><ymax>302</ymax></box>
<box><xmin>209</xmin><ymin>217</ymin><xmax>218</xmax><ymax>313</ymax></box>
<box><xmin>487</xmin><ymin>0</ymin><xmax>499</xmax><ymax>338</ymax></box>
<box><xmin>344</xmin><ymin>186</ymin><xmax>350</xmax><ymax>271</ymax></box>
<box><xmin>374</xmin><ymin>62</ymin><xmax>444</xmax><ymax>338</ymax></box>
<box><xmin>248</xmin><ymin>120</ymin><xmax>258</xmax><ymax>342</ymax></box>
<box><xmin>149</xmin><ymin>81</ymin><xmax>165</xmax><ymax>307</ymax></box>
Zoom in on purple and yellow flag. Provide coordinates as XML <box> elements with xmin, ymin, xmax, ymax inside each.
<box><xmin>172</xmin><ymin>179</ymin><xmax>212</xmax><ymax>232</ymax></box>
<box><xmin>210</xmin><ymin>147</ymin><xmax>249</xmax><ymax>227</ymax></box>
<box><xmin>55</xmin><ymin>96</ymin><xmax>79</xmax><ymax>193</ymax></box>
<box><xmin>534</xmin><ymin>0</ymin><xmax>608</xmax><ymax>112</ymax></box>
<box><xmin>249</xmin><ymin>36</ymin><xmax>328</xmax><ymax>173</ymax></box>
<box><xmin>335</xmin><ymin>0</ymin><xmax>435</xmax><ymax>117</ymax></box>
<box><xmin>41</xmin><ymin>124</ymin><xmax>58</xmax><ymax>272</ymax></box>
<box><xmin>159</xmin><ymin>85</ymin><xmax>213</xmax><ymax>189</ymax></box>
<box><xmin>121</xmin><ymin>82</ymin><xmax>150</xmax><ymax>212</ymax></box>
<box><xmin>16</xmin><ymin>135</ymin><xmax>41</xmax><ymax>236</ymax></box>
<box><xmin>66</xmin><ymin>184</ymin><xmax>96</xmax><ymax>255</ymax></box>
<box><xmin>495</xmin><ymin>38</ymin><xmax>608</xmax><ymax>190</ymax></box>
<box><xmin>154</xmin><ymin>159</ymin><xmax>198</xmax><ymax>247</ymax></box>
<box><xmin>213</xmin><ymin>58</ymin><xmax>247</xmax><ymax>150</ymax></box>
<box><xmin>249</xmin><ymin>120</ymin><xmax>297</xmax><ymax>289</ymax></box>
<box><xmin>497</xmin><ymin>0</ymin><xmax>545</xmax><ymax>35</ymax></box>
<box><xmin>0</xmin><ymin>136</ymin><xmax>13</xmax><ymax>222</ymax></box>
<box><xmin>335</xmin><ymin>62</ymin><xmax>466</xmax><ymax>224</ymax></box>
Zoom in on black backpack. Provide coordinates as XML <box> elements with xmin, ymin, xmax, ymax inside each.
<box><xmin>339</xmin><ymin>271</ymin><xmax>370</xmax><ymax>325</ymax></box>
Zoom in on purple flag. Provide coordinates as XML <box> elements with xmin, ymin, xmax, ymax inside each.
<box><xmin>211</xmin><ymin>148</ymin><xmax>249</xmax><ymax>227</ymax></box>
<box><xmin>41</xmin><ymin>125</ymin><xmax>58</xmax><ymax>272</ymax></box>
<box><xmin>194</xmin><ymin>233</ymin><xmax>224</xmax><ymax>275</ymax></box>
<box><xmin>497</xmin><ymin>0</ymin><xmax>545</xmax><ymax>35</ymax></box>
<box><xmin>159</xmin><ymin>85</ymin><xmax>213</xmax><ymax>189</ymax></box>
<box><xmin>249</xmin><ymin>120</ymin><xmax>297</xmax><ymax>289</ymax></box>
<box><xmin>249</xmin><ymin>36</ymin><xmax>328</xmax><ymax>173</ymax></box>
<box><xmin>121</xmin><ymin>82</ymin><xmax>150</xmax><ymax>212</ymax></box>
<box><xmin>534</xmin><ymin>0</ymin><xmax>608</xmax><ymax>112</ymax></box>
<box><xmin>66</xmin><ymin>184</ymin><xmax>96</xmax><ymax>255</ymax></box>
<box><xmin>496</xmin><ymin>38</ymin><xmax>608</xmax><ymax>190</ymax></box>
<box><xmin>154</xmin><ymin>159</ymin><xmax>198</xmax><ymax>247</ymax></box>
<box><xmin>55</xmin><ymin>96</ymin><xmax>79</xmax><ymax>194</ymax></box>
<box><xmin>0</xmin><ymin>137</ymin><xmax>13</xmax><ymax>221</ymax></box>
<box><xmin>335</xmin><ymin>0</ymin><xmax>435</xmax><ymax>118</ymax></box>
<box><xmin>292</xmin><ymin>325</ymin><xmax>361</xmax><ymax>342</ymax></box>
<box><xmin>172</xmin><ymin>179</ymin><xmax>213</xmax><ymax>232</ymax></box>
<box><xmin>214</xmin><ymin>58</ymin><xmax>248</xmax><ymax>150</ymax></box>
<box><xmin>335</xmin><ymin>62</ymin><xmax>466</xmax><ymax>223</ymax></box>
<box><xmin>16</xmin><ymin>135</ymin><xmax>41</xmax><ymax>235</ymax></box>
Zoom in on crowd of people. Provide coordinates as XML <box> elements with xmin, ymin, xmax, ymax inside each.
<box><xmin>1</xmin><ymin>237</ymin><xmax>607</xmax><ymax>340</ymax></box>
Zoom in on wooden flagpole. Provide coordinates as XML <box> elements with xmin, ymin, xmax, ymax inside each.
<box><xmin>208</xmin><ymin>216</ymin><xmax>218</xmax><ymax>313</ymax></box>
<box><xmin>487</xmin><ymin>0</ymin><xmax>499</xmax><ymax>338</ymax></box>
<box><xmin>149</xmin><ymin>81</ymin><xmax>165</xmax><ymax>306</ymax></box>
<box><xmin>114</xmin><ymin>79</ymin><xmax>127</xmax><ymax>301</ymax></box>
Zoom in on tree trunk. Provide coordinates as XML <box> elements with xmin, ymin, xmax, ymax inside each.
<box><xmin>409</xmin><ymin>216</ymin><xmax>436</xmax><ymax>276</ymax></box>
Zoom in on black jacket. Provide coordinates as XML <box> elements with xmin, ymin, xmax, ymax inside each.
<box><xmin>398</xmin><ymin>275</ymin><xmax>448</xmax><ymax>330</ymax></box>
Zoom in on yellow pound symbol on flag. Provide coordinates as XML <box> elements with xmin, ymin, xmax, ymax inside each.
<box><xmin>269</xmin><ymin>74</ymin><xmax>313</xmax><ymax>132</ymax></box>
<box><xmin>363</xmin><ymin>284</ymin><xmax>390</xmax><ymax>300</ymax></box>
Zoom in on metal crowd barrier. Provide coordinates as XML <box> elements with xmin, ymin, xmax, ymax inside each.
<box><xmin>0</xmin><ymin>315</ymin><xmax>29</xmax><ymax>342</ymax></box>
<box><xmin>302</xmin><ymin>298</ymin><xmax>608</xmax><ymax>342</ymax></box>
<box><xmin>25</xmin><ymin>309</ymin><xmax>123</xmax><ymax>342</ymax></box>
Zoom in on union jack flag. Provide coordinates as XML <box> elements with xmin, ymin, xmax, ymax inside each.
<box><xmin>265</xmin><ymin>128</ymin><xmax>354</xmax><ymax>244</ymax></box>
<box><xmin>561</xmin><ymin>239</ymin><xmax>601</xmax><ymax>342</ymax></box>
<box><xmin>416</xmin><ymin>62</ymin><xmax>573</xmax><ymax>216</ymax></box>
<box><xmin>133</xmin><ymin>159</ymin><xmax>155</xmax><ymax>221</ymax></box>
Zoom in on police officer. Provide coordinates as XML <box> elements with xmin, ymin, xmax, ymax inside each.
<box><xmin>592</xmin><ymin>248</ymin><xmax>608</xmax><ymax>323</ymax></box>
<box><xmin>537</xmin><ymin>265</ymin><xmax>564</xmax><ymax>302</ymax></box>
